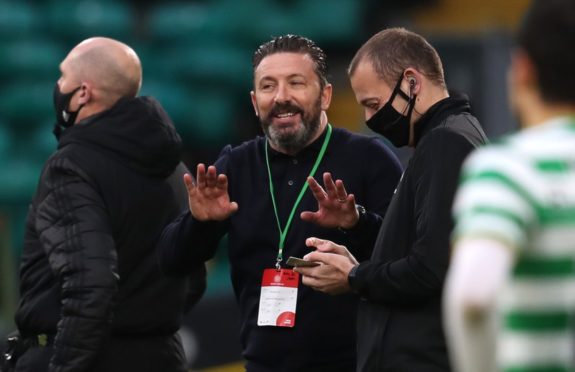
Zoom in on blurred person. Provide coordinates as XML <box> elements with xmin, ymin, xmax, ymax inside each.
<box><xmin>294</xmin><ymin>28</ymin><xmax>487</xmax><ymax>371</ymax></box>
<box><xmin>3</xmin><ymin>37</ymin><xmax>206</xmax><ymax>372</ymax></box>
<box><xmin>158</xmin><ymin>34</ymin><xmax>403</xmax><ymax>372</ymax></box>
<box><xmin>443</xmin><ymin>0</ymin><xmax>575</xmax><ymax>371</ymax></box>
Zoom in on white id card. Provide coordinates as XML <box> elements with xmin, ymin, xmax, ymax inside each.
<box><xmin>257</xmin><ymin>268</ymin><xmax>299</xmax><ymax>327</ymax></box>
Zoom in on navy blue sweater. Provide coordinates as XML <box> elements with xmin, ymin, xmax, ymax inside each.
<box><xmin>159</xmin><ymin>126</ymin><xmax>402</xmax><ymax>372</ymax></box>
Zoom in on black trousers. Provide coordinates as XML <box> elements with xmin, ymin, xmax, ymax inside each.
<box><xmin>15</xmin><ymin>333</ymin><xmax>186</xmax><ymax>372</ymax></box>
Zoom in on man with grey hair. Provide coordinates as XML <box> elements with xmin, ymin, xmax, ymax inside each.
<box><xmin>7</xmin><ymin>37</ymin><xmax>206</xmax><ymax>372</ymax></box>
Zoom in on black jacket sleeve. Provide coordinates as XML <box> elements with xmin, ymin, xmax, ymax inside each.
<box><xmin>344</xmin><ymin>210</ymin><xmax>385</xmax><ymax>261</ymax></box>
<box><xmin>351</xmin><ymin>129</ymin><xmax>476</xmax><ymax>305</ymax></box>
<box><xmin>35</xmin><ymin>156</ymin><xmax>118</xmax><ymax>372</ymax></box>
<box><xmin>158</xmin><ymin>211</ymin><xmax>228</xmax><ymax>277</ymax></box>
<box><xmin>183</xmin><ymin>263</ymin><xmax>208</xmax><ymax>312</ymax></box>
<box><xmin>346</xmin><ymin>137</ymin><xmax>402</xmax><ymax>260</ymax></box>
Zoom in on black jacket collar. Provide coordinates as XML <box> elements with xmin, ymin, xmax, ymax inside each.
<box><xmin>413</xmin><ymin>94</ymin><xmax>472</xmax><ymax>146</ymax></box>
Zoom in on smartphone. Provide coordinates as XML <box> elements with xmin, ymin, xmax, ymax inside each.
<box><xmin>286</xmin><ymin>256</ymin><xmax>319</xmax><ymax>267</ymax></box>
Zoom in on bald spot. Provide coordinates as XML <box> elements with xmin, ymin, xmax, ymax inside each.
<box><xmin>67</xmin><ymin>37</ymin><xmax>142</xmax><ymax>105</ymax></box>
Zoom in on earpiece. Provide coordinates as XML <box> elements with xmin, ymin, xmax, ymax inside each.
<box><xmin>407</xmin><ymin>78</ymin><xmax>416</xmax><ymax>99</ymax></box>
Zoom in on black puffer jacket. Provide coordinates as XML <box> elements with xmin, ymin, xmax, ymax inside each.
<box><xmin>15</xmin><ymin>96</ymin><xmax>206</xmax><ymax>371</ymax></box>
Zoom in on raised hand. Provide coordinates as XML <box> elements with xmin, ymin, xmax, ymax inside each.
<box><xmin>300</xmin><ymin>172</ymin><xmax>359</xmax><ymax>229</ymax></box>
<box><xmin>184</xmin><ymin>164</ymin><xmax>238</xmax><ymax>221</ymax></box>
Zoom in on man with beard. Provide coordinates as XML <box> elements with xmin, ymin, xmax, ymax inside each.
<box><xmin>294</xmin><ymin>28</ymin><xmax>487</xmax><ymax>371</ymax></box>
<box><xmin>158</xmin><ymin>35</ymin><xmax>402</xmax><ymax>372</ymax></box>
<box><xmin>4</xmin><ymin>38</ymin><xmax>206</xmax><ymax>372</ymax></box>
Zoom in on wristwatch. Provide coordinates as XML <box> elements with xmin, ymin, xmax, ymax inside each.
<box><xmin>355</xmin><ymin>204</ymin><xmax>366</xmax><ymax>220</ymax></box>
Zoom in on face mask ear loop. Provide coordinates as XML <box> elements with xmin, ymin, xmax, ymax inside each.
<box><xmin>65</xmin><ymin>86</ymin><xmax>85</xmax><ymax>117</ymax></box>
<box><xmin>399</xmin><ymin>88</ymin><xmax>417</xmax><ymax>116</ymax></box>
<box><xmin>405</xmin><ymin>91</ymin><xmax>417</xmax><ymax>118</ymax></box>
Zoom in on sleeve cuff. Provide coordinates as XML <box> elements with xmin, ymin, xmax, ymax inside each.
<box><xmin>347</xmin><ymin>264</ymin><xmax>361</xmax><ymax>294</ymax></box>
<box><xmin>339</xmin><ymin>204</ymin><xmax>367</xmax><ymax>234</ymax></box>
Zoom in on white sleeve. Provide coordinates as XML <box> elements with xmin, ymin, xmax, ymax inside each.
<box><xmin>443</xmin><ymin>238</ymin><xmax>515</xmax><ymax>372</ymax></box>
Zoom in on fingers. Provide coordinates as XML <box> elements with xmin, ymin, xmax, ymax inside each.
<box><xmin>323</xmin><ymin>172</ymin><xmax>338</xmax><ymax>200</ymax></box>
<box><xmin>322</xmin><ymin>173</ymin><xmax>350</xmax><ymax>204</ymax></box>
<box><xmin>305</xmin><ymin>236</ymin><xmax>326</xmax><ymax>249</ymax></box>
<box><xmin>183</xmin><ymin>173</ymin><xmax>195</xmax><ymax>192</ymax></box>
<box><xmin>300</xmin><ymin>210</ymin><xmax>319</xmax><ymax>223</ymax></box>
<box><xmin>217</xmin><ymin>174</ymin><xmax>229</xmax><ymax>191</ymax></box>
<box><xmin>196</xmin><ymin>164</ymin><xmax>227</xmax><ymax>190</ymax></box>
<box><xmin>293</xmin><ymin>265</ymin><xmax>324</xmax><ymax>289</ymax></box>
<box><xmin>309</xmin><ymin>173</ymin><xmax>351</xmax><ymax>206</ymax></box>
<box><xmin>334</xmin><ymin>179</ymin><xmax>350</xmax><ymax>203</ymax></box>
<box><xmin>229</xmin><ymin>201</ymin><xmax>239</xmax><ymax>214</ymax></box>
<box><xmin>307</xmin><ymin>176</ymin><xmax>327</xmax><ymax>202</ymax></box>
<box><xmin>348</xmin><ymin>193</ymin><xmax>356</xmax><ymax>206</ymax></box>
<box><xmin>300</xmin><ymin>275</ymin><xmax>326</xmax><ymax>293</ymax></box>
<box><xmin>293</xmin><ymin>265</ymin><xmax>315</xmax><ymax>276</ymax></box>
<box><xmin>206</xmin><ymin>166</ymin><xmax>218</xmax><ymax>188</ymax></box>
<box><xmin>305</xmin><ymin>237</ymin><xmax>347</xmax><ymax>255</ymax></box>
<box><xmin>303</xmin><ymin>251</ymin><xmax>332</xmax><ymax>264</ymax></box>
<box><xmin>196</xmin><ymin>164</ymin><xmax>206</xmax><ymax>188</ymax></box>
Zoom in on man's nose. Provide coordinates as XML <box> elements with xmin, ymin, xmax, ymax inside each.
<box><xmin>274</xmin><ymin>83</ymin><xmax>291</xmax><ymax>104</ymax></box>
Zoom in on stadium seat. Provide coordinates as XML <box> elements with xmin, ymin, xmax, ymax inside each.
<box><xmin>139</xmin><ymin>79</ymin><xmax>194</xmax><ymax>134</ymax></box>
<box><xmin>148</xmin><ymin>0</ymin><xmax>284</xmax><ymax>47</ymax></box>
<box><xmin>147</xmin><ymin>2</ymin><xmax>212</xmax><ymax>43</ymax></box>
<box><xmin>0</xmin><ymin>1</ymin><xmax>38</xmax><ymax>38</ymax></box>
<box><xmin>44</xmin><ymin>0</ymin><xmax>134</xmax><ymax>45</ymax></box>
<box><xmin>139</xmin><ymin>79</ymin><xmax>236</xmax><ymax>146</ymax></box>
<box><xmin>154</xmin><ymin>42</ymin><xmax>253</xmax><ymax>92</ymax></box>
<box><xmin>0</xmin><ymin>124</ymin><xmax>12</xmax><ymax>160</ymax></box>
<box><xmin>0</xmin><ymin>81</ymin><xmax>54</xmax><ymax>132</ymax></box>
<box><xmin>183</xmin><ymin>89</ymin><xmax>238</xmax><ymax>146</ymax></box>
<box><xmin>26</xmin><ymin>124</ymin><xmax>57</xmax><ymax>163</ymax></box>
<box><xmin>0</xmin><ymin>158</ymin><xmax>41</xmax><ymax>204</ymax></box>
<box><xmin>0</xmin><ymin>40</ymin><xmax>64</xmax><ymax>82</ymax></box>
<box><xmin>293</xmin><ymin>0</ymin><xmax>363</xmax><ymax>46</ymax></box>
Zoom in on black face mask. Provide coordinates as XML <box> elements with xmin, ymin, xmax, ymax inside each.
<box><xmin>53</xmin><ymin>84</ymin><xmax>83</xmax><ymax>139</ymax></box>
<box><xmin>365</xmin><ymin>74</ymin><xmax>417</xmax><ymax>148</ymax></box>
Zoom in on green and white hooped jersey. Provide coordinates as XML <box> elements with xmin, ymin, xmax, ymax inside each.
<box><xmin>453</xmin><ymin>116</ymin><xmax>575</xmax><ymax>372</ymax></box>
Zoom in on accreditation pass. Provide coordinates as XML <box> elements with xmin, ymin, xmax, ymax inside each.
<box><xmin>257</xmin><ymin>268</ymin><xmax>299</xmax><ymax>327</ymax></box>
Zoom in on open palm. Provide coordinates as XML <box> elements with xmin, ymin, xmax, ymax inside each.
<box><xmin>184</xmin><ymin>164</ymin><xmax>238</xmax><ymax>221</ymax></box>
<box><xmin>300</xmin><ymin>172</ymin><xmax>359</xmax><ymax>229</ymax></box>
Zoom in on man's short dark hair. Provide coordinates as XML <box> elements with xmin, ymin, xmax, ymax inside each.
<box><xmin>348</xmin><ymin>27</ymin><xmax>445</xmax><ymax>89</ymax></box>
<box><xmin>252</xmin><ymin>34</ymin><xmax>328</xmax><ymax>88</ymax></box>
<box><xmin>518</xmin><ymin>0</ymin><xmax>575</xmax><ymax>104</ymax></box>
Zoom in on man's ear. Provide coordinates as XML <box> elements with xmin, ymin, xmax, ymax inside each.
<box><xmin>250</xmin><ymin>91</ymin><xmax>259</xmax><ymax>117</ymax></box>
<box><xmin>321</xmin><ymin>83</ymin><xmax>332</xmax><ymax>111</ymax></box>
<box><xmin>403</xmin><ymin>68</ymin><xmax>422</xmax><ymax>96</ymax></box>
<box><xmin>77</xmin><ymin>82</ymin><xmax>91</xmax><ymax>105</ymax></box>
